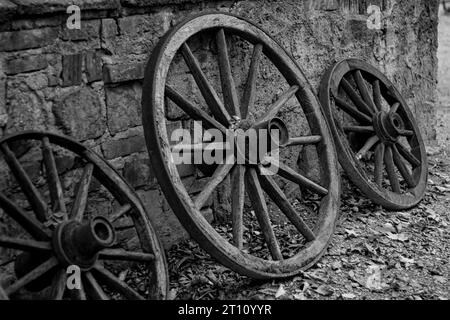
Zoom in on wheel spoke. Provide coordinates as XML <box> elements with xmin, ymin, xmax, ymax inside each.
<box><xmin>396</xmin><ymin>142</ymin><xmax>421</xmax><ymax>168</ymax></box>
<box><xmin>165</xmin><ymin>85</ymin><xmax>227</xmax><ymax>133</ymax></box>
<box><xmin>258</xmin><ymin>171</ymin><xmax>315</xmax><ymax>242</ymax></box>
<box><xmin>392</xmin><ymin>144</ymin><xmax>416</xmax><ymax>188</ymax></box>
<box><xmin>242</xmin><ymin>43</ymin><xmax>263</xmax><ymax>118</ymax></box>
<box><xmin>69</xmin><ymin>280</ymin><xmax>87</xmax><ymax>300</ymax></box>
<box><xmin>42</xmin><ymin>137</ymin><xmax>67</xmax><ymax>217</ymax></box>
<box><xmin>384</xmin><ymin>146</ymin><xmax>401</xmax><ymax>193</ymax></box>
<box><xmin>372</xmin><ymin>79</ymin><xmax>384</xmax><ymax>111</ymax></box>
<box><xmin>93</xmin><ymin>264</ymin><xmax>145</xmax><ymax>300</ymax></box>
<box><xmin>398</xmin><ymin>129</ymin><xmax>414</xmax><ymax>137</ymax></box>
<box><xmin>283</xmin><ymin>136</ymin><xmax>322</xmax><ymax>147</ymax></box>
<box><xmin>333</xmin><ymin>95</ymin><xmax>372</xmax><ymax>124</ymax></box>
<box><xmin>70</xmin><ymin>163</ymin><xmax>94</xmax><ymax>222</ymax></box>
<box><xmin>343</xmin><ymin>126</ymin><xmax>375</xmax><ymax>134</ymax></box>
<box><xmin>230</xmin><ymin>165</ymin><xmax>245</xmax><ymax>249</ymax></box>
<box><xmin>216</xmin><ymin>28</ymin><xmax>240</xmax><ymax>117</ymax></box>
<box><xmin>99</xmin><ymin>249</ymin><xmax>155</xmax><ymax>262</ymax></box>
<box><xmin>245</xmin><ymin>168</ymin><xmax>282</xmax><ymax>260</ymax></box>
<box><xmin>0</xmin><ymin>236</ymin><xmax>51</xmax><ymax>252</ymax></box>
<box><xmin>5</xmin><ymin>257</ymin><xmax>58</xmax><ymax>295</ymax></box>
<box><xmin>256</xmin><ymin>86</ymin><xmax>299</xmax><ymax>124</ymax></box>
<box><xmin>374</xmin><ymin>142</ymin><xmax>385</xmax><ymax>187</ymax></box>
<box><xmin>389</xmin><ymin>102</ymin><xmax>400</xmax><ymax>114</ymax></box>
<box><xmin>49</xmin><ymin>268</ymin><xmax>66</xmax><ymax>300</ymax></box>
<box><xmin>194</xmin><ymin>163</ymin><xmax>234</xmax><ymax>209</ymax></box>
<box><xmin>353</xmin><ymin>70</ymin><xmax>377</xmax><ymax>113</ymax></box>
<box><xmin>181</xmin><ymin>42</ymin><xmax>231</xmax><ymax>126</ymax></box>
<box><xmin>355</xmin><ymin>136</ymin><xmax>379</xmax><ymax>160</ymax></box>
<box><xmin>275</xmin><ymin>162</ymin><xmax>328</xmax><ymax>196</ymax></box>
<box><xmin>0</xmin><ymin>143</ymin><xmax>48</xmax><ymax>222</ymax></box>
<box><xmin>341</xmin><ymin>78</ymin><xmax>374</xmax><ymax>116</ymax></box>
<box><xmin>0</xmin><ymin>286</ymin><xmax>8</xmax><ymax>300</ymax></box>
<box><xmin>84</xmin><ymin>272</ymin><xmax>109</xmax><ymax>300</ymax></box>
<box><xmin>0</xmin><ymin>191</ymin><xmax>51</xmax><ymax>240</ymax></box>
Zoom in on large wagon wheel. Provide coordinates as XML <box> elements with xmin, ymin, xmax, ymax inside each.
<box><xmin>319</xmin><ymin>59</ymin><xmax>428</xmax><ymax>210</ymax></box>
<box><xmin>142</xmin><ymin>12</ymin><xmax>340</xmax><ymax>279</ymax></box>
<box><xmin>0</xmin><ymin>131</ymin><xmax>168</xmax><ymax>299</ymax></box>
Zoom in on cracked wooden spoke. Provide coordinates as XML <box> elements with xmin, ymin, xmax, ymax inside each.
<box><xmin>181</xmin><ymin>42</ymin><xmax>231</xmax><ymax>126</ymax></box>
<box><xmin>70</xmin><ymin>163</ymin><xmax>94</xmax><ymax>222</ymax></box>
<box><xmin>389</xmin><ymin>102</ymin><xmax>400</xmax><ymax>115</ymax></box>
<box><xmin>5</xmin><ymin>257</ymin><xmax>58</xmax><ymax>295</ymax></box>
<box><xmin>84</xmin><ymin>272</ymin><xmax>109</xmax><ymax>300</ymax></box>
<box><xmin>384</xmin><ymin>146</ymin><xmax>401</xmax><ymax>193</ymax></box>
<box><xmin>341</xmin><ymin>78</ymin><xmax>374</xmax><ymax>116</ymax></box>
<box><xmin>0</xmin><ymin>236</ymin><xmax>51</xmax><ymax>252</ymax></box>
<box><xmin>165</xmin><ymin>85</ymin><xmax>227</xmax><ymax>133</ymax></box>
<box><xmin>372</xmin><ymin>79</ymin><xmax>384</xmax><ymax>111</ymax></box>
<box><xmin>230</xmin><ymin>165</ymin><xmax>245</xmax><ymax>249</ymax></box>
<box><xmin>42</xmin><ymin>137</ymin><xmax>67</xmax><ymax>217</ymax></box>
<box><xmin>217</xmin><ymin>28</ymin><xmax>240</xmax><ymax>117</ymax></box>
<box><xmin>110</xmin><ymin>203</ymin><xmax>132</xmax><ymax>222</ymax></box>
<box><xmin>257</xmin><ymin>85</ymin><xmax>299</xmax><ymax>124</ymax></box>
<box><xmin>396</xmin><ymin>142</ymin><xmax>421</xmax><ymax>168</ymax></box>
<box><xmin>276</xmin><ymin>162</ymin><xmax>328</xmax><ymax>196</ymax></box>
<box><xmin>194</xmin><ymin>163</ymin><xmax>234</xmax><ymax>209</ymax></box>
<box><xmin>99</xmin><ymin>249</ymin><xmax>155</xmax><ymax>262</ymax></box>
<box><xmin>0</xmin><ymin>191</ymin><xmax>50</xmax><ymax>240</ymax></box>
<box><xmin>242</xmin><ymin>43</ymin><xmax>263</xmax><ymax>118</ymax></box>
<box><xmin>353</xmin><ymin>70</ymin><xmax>377</xmax><ymax>113</ymax></box>
<box><xmin>343</xmin><ymin>126</ymin><xmax>375</xmax><ymax>134</ymax></box>
<box><xmin>392</xmin><ymin>144</ymin><xmax>416</xmax><ymax>188</ymax></box>
<box><xmin>355</xmin><ymin>136</ymin><xmax>379</xmax><ymax>160</ymax></box>
<box><xmin>333</xmin><ymin>95</ymin><xmax>372</xmax><ymax>124</ymax></box>
<box><xmin>374</xmin><ymin>142</ymin><xmax>385</xmax><ymax>187</ymax></box>
<box><xmin>93</xmin><ymin>264</ymin><xmax>145</xmax><ymax>300</ymax></box>
<box><xmin>246</xmin><ymin>168</ymin><xmax>282</xmax><ymax>260</ymax></box>
<box><xmin>0</xmin><ymin>143</ymin><xmax>48</xmax><ymax>222</ymax></box>
<box><xmin>283</xmin><ymin>136</ymin><xmax>322</xmax><ymax>147</ymax></box>
<box><xmin>50</xmin><ymin>268</ymin><xmax>67</xmax><ymax>300</ymax></box>
<box><xmin>258</xmin><ymin>171</ymin><xmax>315</xmax><ymax>242</ymax></box>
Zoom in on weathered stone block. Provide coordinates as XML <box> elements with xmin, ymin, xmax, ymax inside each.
<box><xmin>102</xmin><ymin>61</ymin><xmax>145</xmax><ymax>84</ymax></box>
<box><xmin>84</xmin><ymin>51</ymin><xmax>102</xmax><ymax>83</ymax></box>
<box><xmin>5</xmin><ymin>55</ymin><xmax>48</xmax><ymax>75</ymax></box>
<box><xmin>53</xmin><ymin>87</ymin><xmax>105</xmax><ymax>140</ymax></box>
<box><xmin>102</xmin><ymin>134</ymin><xmax>146</xmax><ymax>159</ymax></box>
<box><xmin>123</xmin><ymin>154</ymin><xmax>157</xmax><ymax>189</ymax></box>
<box><xmin>105</xmin><ymin>82</ymin><xmax>141</xmax><ymax>134</ymax></box>
<box><xmin>62</xmin><ymin>53</ymin><xmax>82</xmax><ymax>87</ymax></box>
<box><xmin>101</xmin><ymin>18</ymin><xmax>117</xmax><ymax>52</ymax></box>
<box><xmin>11</xmin><ymin>0</ymin><xmax>120</xmax><ymax>15</ymax></box>
<box><xmin>60</xmin><ymin>19</ymin><xmax>100</xmax><ymax>41</ymax></box>
<box><xmin>0</xmin><ymin>27</ymin><xmax>58</xmax><ymax>51</ymax></box>
<box><xmin>0</xmin><ymin>0</ymin><xmax>17</xmax><ymax>23</ymax></box>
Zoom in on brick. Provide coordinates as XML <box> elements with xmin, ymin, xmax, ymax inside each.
<box><xmin>53</xmin><ymin>87</ymin><xmax>106</xmax><ymax>140</ymax></box>
<box><xmin>60</xmin><ymin>19</ymin><xmax>100</xmax><ymax>41</ymax></box>
<box><xmin>84</xmin><ymin>51</ymin><xmax>102</xmax><ymax>83</ymax></box>
<box><xmin>102</xmin><ymin>135</ymin><xmax>146</xmax><ymax>159</ymax></box>
<box><xmin>0</xmin><ymin>27</ymin><xmax>58</xmax><ymax>51</ymax></box>
<box><xmin>62</xmin><ymin>53</ymin><xmax>82</xmax><ymax>87</ymax></box>
<box><xmin>105</xmin><ymin>82</ymin><xmax>141</xmax><ymax>134</ymax></box>
<box><xmin>5</xmin><ymin>55</ymin><xmax>48</xmax><ymax>75</ymax></box>
<box><xmin>102</xmin><ymin>61</ymin><xmax>145</xmax><ymax>84</ymax></box>
<box><xmin>11</xmin><ymin>0</ymin><xmax>120</xmax><ymax>15</ymax></box>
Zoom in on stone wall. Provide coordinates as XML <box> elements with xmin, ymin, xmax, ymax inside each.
<box><xmin>0</xmin><ymin>0</ymin><xmax>439</xmax><ymax>248</ymax></box>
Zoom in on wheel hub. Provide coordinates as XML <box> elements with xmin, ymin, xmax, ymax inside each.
<box><xmin>52</xmin><ymin>216</ymin><xmax>116</xmax><ymax>270</ymax></box>
<box><xmin>373</xmin><ymin>111</ymin><xmax>404</xmax><ymax>143</ymax></box>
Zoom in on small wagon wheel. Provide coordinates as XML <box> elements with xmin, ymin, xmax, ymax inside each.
<box><xmin>319</xmin><ymin>59</ymin><xmax>428</xmax><ymax>210</ymax></box>
<box><xmin>0</xmin><ymin>131</ymin><xmax>169</xmax><ymax>300</ymax></box>
<box><xmin>142</xmin><ymin>12</ymin><xmax>340</xmax><ymax>279</ymax></box>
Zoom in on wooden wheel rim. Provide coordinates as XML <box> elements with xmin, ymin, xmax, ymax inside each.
<box><xmin>0</xmin><ymin>131</ymin><xmax>169</xmax><ymax>300</ymax></box>
<box><xmin>319</xmin><ymin>59</ymin><xmax>428</xmax><ymax>210</ymax></box>
<box><xmin>142</xmin><ymin>12</ymin><xmax>340</xmax><ymax>278</ymax></box>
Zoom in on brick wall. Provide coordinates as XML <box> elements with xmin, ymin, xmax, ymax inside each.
<box><xmin>0</xmin><ymin>0</ymin><xmax>439</xmax><ymax>248</ymax></box>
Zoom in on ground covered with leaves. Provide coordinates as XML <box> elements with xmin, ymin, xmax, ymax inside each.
<box><xmin>166</xmin><ymin>148</ymin><xmax>449</xmax><ymax>300</ymax></box>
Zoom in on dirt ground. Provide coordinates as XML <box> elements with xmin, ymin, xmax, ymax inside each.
<box><xmin>165</xmin><ymin>7</ymin><xmax>450</xmax><ymax>300</ymax></box>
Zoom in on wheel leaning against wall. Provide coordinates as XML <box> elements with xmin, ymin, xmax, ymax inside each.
<box><xmin>142</xmin><ymin>12</ymin><xmax>341</xmax><ymax>279</ymax></box>
<box><xmin>0</xmin><ymin>131</ymin><xmax>169</xmax><ymax>300</ymax></box>
<box><xmin>318</xmin><ymin>59</ymin><xmax>428</xmax><ymax>210</ymax></box>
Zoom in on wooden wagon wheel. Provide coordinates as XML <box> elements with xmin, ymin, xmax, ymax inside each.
<box><xmin>0</xmin><ymin>131</ymin><xmax>169</xmax><ymax>300</ymax></box>
<box><xmin>319</xmin><ymin>59</ymin><xmax>428</xmax><ymax>210</ymax></box>
<box><xmin>142</xmin><ymin>12</ymin><xmax>340</xmax><ymax>279</ymax></box>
